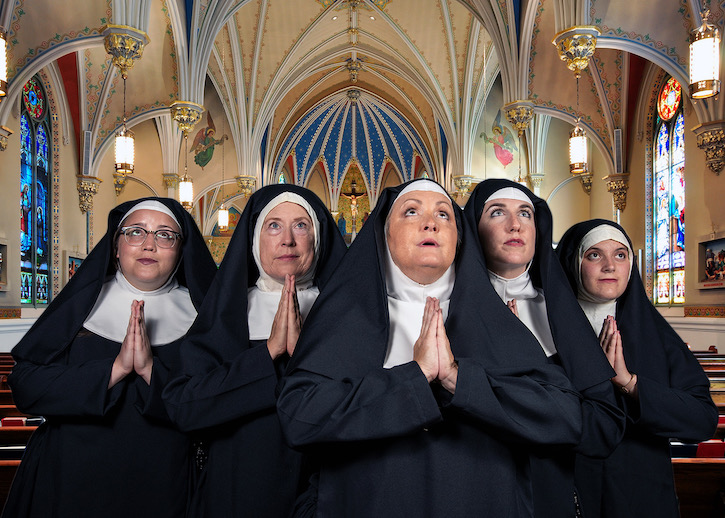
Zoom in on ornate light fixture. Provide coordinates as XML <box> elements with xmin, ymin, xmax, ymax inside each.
<box><xmin>690</xmin><ymin>9</ymin><xmax>721</xmax><ymax>99</ymax></box>
<box><xmin>113</xmin><ymin>73</ymin><xmax>134</xmax><ymax>195</ymax></box>
<box><xmin>170</xmin><ymin>101</ymin><xmax>204</xmax><ymax>134</ymax></box>
<box><xmin>452</xmin><ymin>175</ymin><xmax>476</xmax><ymax>197</ymax></box>
<box><xmin>235</xmin><ymin>175</ymin><xmax>256</xmax><ymax>196</ymax></box>
<box><xmin>217</xmin><ymin>46</ymin><xmax>229</xmax><ymax>231</ymax></box>
<box><xmin>103</xmin><ymin>25</ymin><xmax>149</xmax><ymax>80</ymax></box>
<box><xmin>569</xmin><ymin>76</ymin><xmax>588</xmax><ymax>175</ymax></box>
<box><xmin>0</xmin><ymin>28</ymin><xmax>7</xmax><ymax>99</ymax></box>
<box><xmin>504</xmin><ymin>100</ymin><xmax>534</xmax><ymax>137</ymax></box>
<box><xmin>552</xmin><ymin>26</ymin><xmax>600</xmax><ymax>78</ymax></box>
<box><xmin>179</xmin><ymin>133</ymin><xmax>194</xmax><ymax>211</ymax></box>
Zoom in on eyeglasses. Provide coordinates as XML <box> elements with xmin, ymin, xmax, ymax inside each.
<box><xmin>119</xmin><ymin>226</ymin><xmax>181</xmax><ymax>249</ymax></box>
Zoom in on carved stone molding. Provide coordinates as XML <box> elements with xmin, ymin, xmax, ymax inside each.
<box><xmin>604</xmin><ymin>173</ymin><xmax>629</xmax><ymax>211</ymax></box>
<box><xmin>113</xmin><ymin>173</ymin><xmax>128</xmax><ymax>196</ymax></box>
<box><xmin>572</xmin><ymin>171</ymin><xmax>592</xmax><ymax>194</ymax></box>
<box><xmin>503</xmin><ymin>100</ymin><xmax>534</xmax><ymax>136</ymax></box>
<box><xmin>693</xmin><ymin>121</ymin><xmax>725</xmax><ymax>175</ymax></box>
<box><xmin>162</xmin><ymin>174</ymin><xmax>179</xmax><ymax>190</ymax></box>
<box><xmin>170</xmin><ymin>101</ymin><xmax>205</xmax><ymax>135</ymax></box>
<box><xmin>529</xmin><ymin>173</ymin><xmax>545</xmax><ymax>190</ymax></box>
<box><xmin>102</xmin><ymin>25</ymin><xmax>150</xmax><ymax>79</ymax></box>
<box><xmin>235</xmin><ymin>175</ymin><xmax>257</xmax><ymax>196</ymax></box>
<box><xmin>452</xmin><ymin>175</ymin><xmax>477</xmax><ymax>197</ymax></box>
<box><xmin>552</xmin><ymin>26</ymin><xmax>600</xmax><ymax>77</ymax></box>
<box><xmin>0</xmin><ymin>126</ymin><xmax>13</xmax><ymax>151</ymax></box>
<box><xmin>77</xmin><ymin>175</ymin><xmax>102</xmax><ymax>213</ymax></box>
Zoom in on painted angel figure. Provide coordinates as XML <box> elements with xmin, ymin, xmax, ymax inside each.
<box><xmin>481</xmin><ymin>109</ymin><xmax>517</xmax><ymax>168</ymax></box>
<box><xmin>191</xmin><ymin>111</ymin><xmax>229</xmax><ymax>169</ymax></box>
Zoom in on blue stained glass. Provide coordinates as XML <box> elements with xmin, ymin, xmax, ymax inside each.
<box><xmin>652</xmin><ymin>89</ymin><xmax>685</xmax><ymax>304</ymax></box>
<box><xmin>36</xmin><ymin>124</ymin><xmax>48</xmax><ymax>169</ymax></box>
<box><xmin>20</xmin><ymin>115</ymin><xmax>32</xmax><ymax>164</ymax></box>
<box><xmin>20</xmin><ymin>76</ymin><xmax>51</xmax><ymax>305</ymax></box>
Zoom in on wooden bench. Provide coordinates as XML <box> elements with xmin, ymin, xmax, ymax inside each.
<box><xmin>673</xmin><ymin>458</ymin><xmax>725</xmax><ymax>518</ymax></box>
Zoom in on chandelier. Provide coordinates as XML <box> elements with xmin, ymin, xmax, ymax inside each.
<box><xmin>179</xmin><ymin>133</ymin><xmax>194</xmax><ymax>211</ymax></box>
<box><xmin>690</xmin><ymin>9</ymin><xmax>721</xmax><ymax>99</ymax></box>
<box><xmin>0</xmin><ymin>29</ymin><xmax>7</xmax><ymax>99</ymax></box>
<box><xmin>113</xmin><ymin>74</ymin><xmax>134</xmax><ymax>194</ymax></box>
<box><xmin>569</xmin><ymin>76</ymin><xmax>588</xmax><ymax>175</ymax></box>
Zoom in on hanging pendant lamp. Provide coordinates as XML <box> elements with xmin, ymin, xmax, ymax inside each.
<box><xmin>690</xmin><ymin>9</ymin><xmax>721</xmax><ymax>99</ymax></box>
<box><xmin>0</xmin><ymin>29</ymin><xmax>7</xmax><ymax>98</ymax></box>
<box><xmin>569</xmin><ymin>76</ymin><xmax>588</xmax><ymax>175</ymax></box>
<box><xmin>179</xmin><ymin>132</ymin><xmax>194</xmax><ymax>211</ymax></box>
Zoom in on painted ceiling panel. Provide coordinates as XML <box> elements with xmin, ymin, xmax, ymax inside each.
<box><xmin>8</xmin><ymin>0</ymin><xmax>111</xmax><ymax>79</ymax></box>
<box><xmin>275</xmin><ymin>90</ymin><xmax>432</xmax><ymax>194</ymax></box>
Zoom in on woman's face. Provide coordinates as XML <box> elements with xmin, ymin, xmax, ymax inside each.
<box><xmin>387</xmin><ymin>190</ymin><xmax>457</xmax><ymax>285</ymax></box>
<box><xmin>116</xmin><ymin>209</ymin><xmax>182</xmax><ymax>291</ymax></box>
<box><xmin>259</xmin><ymin>202</ymin><xmax>315</xmax><ymax>283</ymax></box>
<box><xmin>477</xmin><ymin>197</ymin><xmax>536</xmax><ymax>278</ymax></box>
<box><xmin>580</xmin><ymin>239</ymin><xmax>630</xmax><ymax>301</ymax></box>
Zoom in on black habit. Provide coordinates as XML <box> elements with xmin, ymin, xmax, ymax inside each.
<box><xmin>162</xmin><ymin>184</ymin><xmax>347</xmax><ymax>518</ymax></box>
<box><xmin>464</xmin><ymin>180</ymin><xmax>625</xmax><ymax>518</ymax></box>
<box><xmin>277</xmin><ymin>179</ymin><xmax>585</xmax><ymax>518</ymax></box>
<box><xmin>557</xmin><ymin>219</ymin><xmax>717</xmax><ymax>518</ymax></box>
<box><xmin>3</xmin><ymin>197</ymin><xmax>216</xmax><ymax>518</ymax></box>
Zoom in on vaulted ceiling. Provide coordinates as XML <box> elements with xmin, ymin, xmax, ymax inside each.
<box><xmin>0</xmin><ymin>0</ymin><xmax>720</xmax><ymax>205</ymax></box>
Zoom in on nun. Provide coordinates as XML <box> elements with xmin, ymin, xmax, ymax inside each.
<box><xmin>3</xmin><ymin>198</ymin><xmax>216</xmax><ymax>517</ymax></box>
<box><xmin>162</xmin><ymin>184</ymin><xmax>346</xmax><ymax>517</ymax></box>
<box><xmin>277</xmin><ymin>179</ymin><xmax>585</xmax><ymax>517</ymax></box>
<box><xmin>557</xmin><ymin>219</ymin><xmax>717</xmax><ymax>518</ymax></box>
<box><xmin>464</xmin><ymin>179</ymin><xmax>625</xmax><ymax>517</ymax></box>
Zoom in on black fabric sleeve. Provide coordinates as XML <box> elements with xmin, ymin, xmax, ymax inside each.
<box><xmin>632</xmin><ymin>335</ymin><xmax>717</xmax><ymax>442</ymax></box>
<box><xmin>134</xmin><ymin>356</ymin><xmax>173</xmax><ymax>422</ymax></box>
<box><xmin>444</xmin><ymin>358</ymin><xmax>583</xmax><ymax>446</ymax></box>
<box><xmin>277</xmin><ymin>361</ymin><xmax>442</xmax><ymax>448</ymax></box>
<box><xmin>575</xmin><ymin>380</ymin><xmax>626</xmax><ymax>458</ymax></box>
<box><xmin>8</xmin><ymin>358</ymin><xmax>124</xmax><ymax>418</ymax></box>
<box><xmin>162</xmin><ymin>342</ymin><xmax>280</xmax><ymax>433</ymax></box>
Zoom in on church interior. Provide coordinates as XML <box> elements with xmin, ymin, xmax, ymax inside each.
<box><xmin>0</xmin><ymin>0</ymin><xmax>724</xmax><ymax>514</ymax></box>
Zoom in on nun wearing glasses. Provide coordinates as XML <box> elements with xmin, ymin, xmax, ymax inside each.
<box><xmin>3</xmin><ymin>198</ymin><xmax>216</xmax><ymax>518</ymax></box>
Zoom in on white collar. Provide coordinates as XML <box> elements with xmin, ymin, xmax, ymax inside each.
<box><xmin>83</xmin><ymin>270</ymin><xmax>197</xmax><ymax>345</ymax></box>
<box><xmin>487</xmin><ymin>267</ymin><xmax>538</xmax><ymax>303</ymax></box>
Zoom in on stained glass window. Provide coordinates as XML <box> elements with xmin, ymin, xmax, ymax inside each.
<box><xmin>653</xmin><ymin>77</ymin><xmax>684</xmax><ymax>305</ymax></box>
<box><xmin>20</xmin><ymin>76</ymin><xmax>51</xmax><ymax>305</ymax></box>
<box><xmin>278</xmin><ymin>172</ymin><xmax>287</xmax><ymax>184</ymax></box>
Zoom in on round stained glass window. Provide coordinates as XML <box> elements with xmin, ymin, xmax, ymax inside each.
<box><xmin>23</xmin><ymin>78</ymin><xmax>45</xmax><ymax>120</ymax></box>
<box><xmin>658</xmin><ymin>77</ymin><xmax>681</xmax><ymax>121</ymax></box>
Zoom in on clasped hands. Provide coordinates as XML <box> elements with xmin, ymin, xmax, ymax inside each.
<box><xmin>414</xmin><ymin>297</ymin><xmax>457</xmax><ymax>394</ymax></box>
<box><xmin>110</xmin><ymin>300</ymin><xmax>153</xmax><ymax>388</ymax></box>
<box><xmin>267</xmin><ymin>274</ymin><xmax>302</xmax><ymax>360</ymax></box>
<box><xmin>599</xmin><ymin>315</ymin><xmax>636</xmax><ymax>395</ymax></box>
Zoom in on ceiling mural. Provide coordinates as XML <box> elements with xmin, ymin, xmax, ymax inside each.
<box><xmin>273</xmin><ymin>88</ymin><xmax>435</xmax><ymax>202</ymax></box>
<box><xmin>0</xmin><ymin>0</ymin><xmax>720</xmax><ymax>214</ymax></box>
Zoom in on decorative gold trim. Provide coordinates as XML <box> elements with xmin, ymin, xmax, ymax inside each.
<box><xmin>452</xmin><ymin>175</ymin><xmax>477</xmax><ymax>197</ymax></box>
<box><xmin>77</xmin><ymin>175</ymin><xmax>102</xmax><ymax>213</ymax></box>
<box><xmin>503</xmin><ymin>100</ymin><xmax>534</xmax><ymax>136</ymax></box>
<box><xmin>0</xmin><ymin>308</ymin><xmax>21</xmax><ymax>319</ymax></box>
<box><xmin>552</xmin><ymin>26</ymin><xmax>600</xmax><ymax>77</ymax></box>
<box><xmin>693</xmin><ymin>121</ymin><xmax>725</xmax><ymax>175</ymax></box>
<box><xmin>684</xmin><ymin>306</ymin><xmax>725</xmax><ymax>318</ymax></box>
<box><xmin>529</xmin><ymin>173</ymin><xmax>545</xmax><ymax>189</ymax></box>
<box><xmin>102</xmin><ymin>25</ymin><xmax>150</xmax><ymax>79</ymax></box>
<box><xmin>0</xmin><ymin>125</ymin><xmax>13</xmax><ymax>151</ymax></box>
<box><xmin>170</xmin><ymin>101</ymin><xmax>205</xmax><ymax>135</ymax></box>
<box><xmin>235</xmin><ymin>175</ymin><xmax>256</xmax><ymax>196</ymax></box>
<box><xmin>571</xmin><ymin>171</ymin><xmax>592</xmax><ymax>194</ymax></box>
<box><xmin>604</xmin><ymin>173</ymin><xmax>629</xmax><ymax>211</ymax></box>
<box><xmin>162</xmin><ymin>173</ymin><xmax>179</xmax><ymax>189</ymax></box>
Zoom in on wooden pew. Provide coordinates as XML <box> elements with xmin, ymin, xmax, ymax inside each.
<box><xmin>673</xmin><ymin>458</ymin><xmax>725</xmax><ymax>518</ymax></box>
